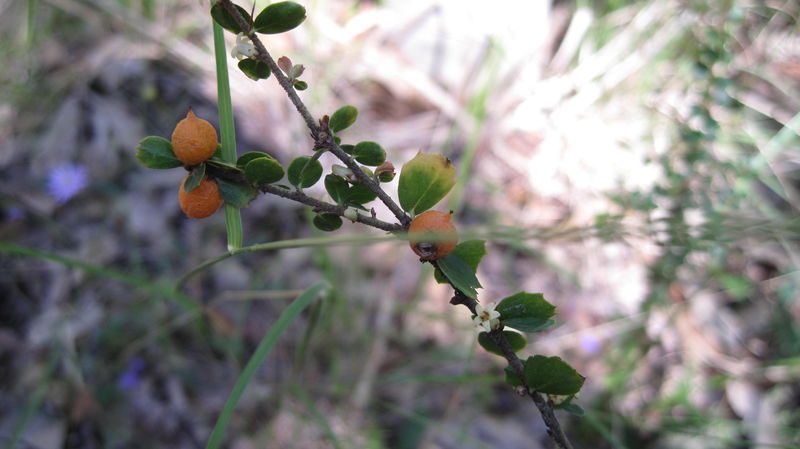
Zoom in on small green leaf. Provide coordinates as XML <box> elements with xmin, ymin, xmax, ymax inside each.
<box><xmin>496</xmin><ymin>292</ymin><xmax>556</xmax><ymax>333</ymax></box>
<box><xmin>477</xmin><ymin>331</ymin><xmax>526</xmax><ymax>357</ymax></box>
<box><xmin>523</xmin><ymin>355</ymin><xmax>585</xmax><ymax>395</ymax></box>
<box><xmin>313</xmin><ymin>213</ymin><xmax>342</xmax><ymax>232</ymax></box>
<box><xmin>340</xmin><ymin>144</ymin><xmax>355</xmax><ymax>154</ymax></box>
<box><xmin>293</xmin><ymin>80</ymin><xmax>308</xmax><ymax>91</ymax></box>
<box><xmin>353</xmin><ymin>141</ymin><xmax>386</xmax><ymax>166</ymax></box>
<box><xmin>348</xmin><ymin>184</ymin><xmax>377</xmax><ymax>204</ymax></box>
<box><xmin>217</xmin><ymin>179</ymin><xmax>258</xmax><ymax>208</ymax></box>
<box><xmin>136</xmin><ymin>136</ymin><xmax>182</xmax><ymax>169</ymax></box>
<box><xmin>435</xmin><ymin>253</ymin><xmax>481</xmax><ymax>299</ymax></box>
<box><xmin>504</xmin><ymin>365</ymin><xmax>523</xmax><ymax>387</ymax></box>
<box><xmin>236</xmin><ymin>151</ymin><xmax>272</xmax><ymax>168</ymax></box>
<box><xmin>398</xmin><ymin>152</ymin><xmax>456</xmax><ymax>214</ymax></box>
<box><xmin>238</xmin><ymin>59</ymin><xmax>271</xmax><ymax>80</ymax></box>
<box><xmin>287</xmin><ymin>156</ymin><xmax>323</xmax><ymax>188</ymax></box>
<box><xmin>561</xmin><ymin>403</ymin><xmax>585</xmax><ymax>416</ymax></box>
<box><xmin>244</xmin><ymin>157</ymin><xmax>284</xmax><ymax>185</ymax></box>
<box><xmin>378</xmin><ymin>170</ymin><xmax>395</xmax><ymax>183</ymax></box>
<box><xmin>211</xmin><ymin>2</ymin><xmax>252</xmax><ymax>34</ymax></box>
<box><xmin>435</xmin><ymin>240</ymin><xmax>486</xmax><ymax>284</ymax></box>
<box><xmin>324</xmin><ymin>174</ymin><xmax>350</xmax><ymax>205</ymax></box>
<box><xmin>184</xmin><ymin>163</ymin><xmax>206</xmax><ymax>192</ymax></box>
<box><xmin>254</xmin><ymin>1</ymin><xmax>306</xmax><ymax>34</ymax></box>
<box><xmin>329</xmin><ymin>106</ymin><xmax>358</xmax><ymax>133</ymax></box>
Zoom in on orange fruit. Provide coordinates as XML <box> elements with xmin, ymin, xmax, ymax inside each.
<box><xmin>171</xmin><ymin>110</ymin><xmax>218</xmax><ymax>166</ymax></box>
<box><xmin>408</xmin><ymin>210</ymin><xmax>458</xmax><ymax>261</ymax></box>
<box><xmin>179</xmin><ymin>175</ymin><xmax>223</xmax><ymax>219</ymax></box>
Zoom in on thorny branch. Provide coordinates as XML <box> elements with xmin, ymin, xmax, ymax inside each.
<box><xmin>213</xmin><ymin>2</ymin><xmax>574</xmax><ymax>447</ymax></box>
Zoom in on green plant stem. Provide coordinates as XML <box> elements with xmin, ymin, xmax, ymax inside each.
<box><xmin>204</xmin><ymin>282</ymin><xmax>328</xmax><ymax>449</ymax></box>
<box><xmin>177</xmin><ymin>233</ymin><xmax>399</xmax><ymax>288</ymax></box>
<box><xmin>212</xmin><ymin>18</ymin><xmax>243</xmax><ymax>250</ymax></box>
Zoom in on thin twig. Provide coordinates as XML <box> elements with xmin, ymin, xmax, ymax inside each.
<box><xmin>259</xmin><ymin>184</ymin><xmax>403</xmax><ymax>233</ymax></box>
<box><xmin>218</xmin><ymin>0</ymin><xmax>411</xmax><ymax>227</ymax></box>
<box><xmin>205</xmin><ymin>163</ymin><xmax>403</xmax><ymax>233</ymax></box>
<box><xmin>449</xmin><ymin>291</ymin><xmax>574</xmax><ymax>449</ymax></box>
<box><xmin>326</xmin><ymin>143</ymin><xmax>411</xmax><ymax>227</ymax></box>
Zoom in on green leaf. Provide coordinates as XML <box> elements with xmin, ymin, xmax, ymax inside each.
<box><xmin>435</xmin><ymin>240</ymin><xmax>486</xmax><ymax>284</ymax></box>
<box><xmin>293</xmin><ymin>80</ymin><xmax>308</xmax><ymax>91</ymax></box>
<box><xmin>236</xmin><ymin>151</ymin><xmax>272</xmax><ymax>168</ymax></box>
<box><xmin>324</xmin><ymin>174</ymin><xmax>350</xmax><ymax>205</ymax></box>
<box><xmin>210</xmin><ymin>2</ymin><xmax>252</xmax><ymax>34</ymax></box>
<box><xmin>313</xmin><ymin>213</ymin><xmax>342</xmax><ymax>232</ymax></box>
<box><xmin>287</xmin><ymin>156</ymin><xmax>323</xmax><ymax>188</ymax></box>
<box><xmin>254</xmin><ymin>1</ymin><xmax>306</xmax><ymax>34</ymax></box>
<box><xmin>377</xmin><ymin>168</ymin><xmax>395</xmax><ymax>183</ymax></box>
<box><xmin>504</xmin><ymin>365</ymin><xmax>523</xmax><ymax>387</ymax></box>
<box><xmin>238</xmin><ymin>59</ymin><xmax>271</xmax><ymax>80</ymax></box>
<box><xmin>435</xmin><ymin>253</ymin><xmax>481</xmax><ymax>299</ymax></box>
<box><xmin>244</xmin><ymin>157</ymin><xmax>284</xmax><ymax>185</ymax></box>
<box><xmin>523</xmin><ymin>355</ymin><xmax>585</xmax><ymax>395</ymax></box>
<box><xmin>340</xmin><ymin>144</ymin><xmax>355</xmax><ymax>154</ymax></box>
<box><xmin>477</xmin><ymin>331</ymin><xmax>526</xmax><ymax>357</ymax></box>
<box><xmin>398</xmin><ymin>152</ymin><xmax>456</xmax><ymax>214</ymax></box>
<box><xmin>184</xmin><ymin>163</ymin><xmax>206</xmax><ymax>193</ymax></box>
<box><xmin>496</xmin><ymin>292</ymin><xmax>556</xmax><ymax>333</ymax></box>
<box><xmin>136</xmin><ymin>136</ymin><xmax>182</xmax><ymax>169</ymax></box>
<box><xmin>217</xmin><ymin>178</ymin><xmax>258</xmax><ymax>208</ymax></box>
<box><xmin>561</xmin><ymin>403</ymin><xmax>585</xmax><ymax>416</ymax></box>
<box><xmin>348</xmin><ymin>184</ymin><xmax>377</xmax><ymax>204</ymax></box>
<box><xmin>329</xmin><ymin>105</ymin><xmax>358</xmax><ymax>133</ymax></box>
<box><xmin>352</xmin><ymin>141</ymin><xmax>386</xmax><ymax>166</ymax></box>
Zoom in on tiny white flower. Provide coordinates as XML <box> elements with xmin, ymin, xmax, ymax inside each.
<box><xmin>473</xmin><ymin>302</ymin><xmax>501</xmax><ymax>332</ymax></box>
<box><xmin>331</xmin><ymin>164</ymin><xmax>355</xmax><ymax>181</ymax></box>
<box><xmin>231</xmin><ymin>33</ymin><xmax>257</xmax><ymax>60</ymax></box>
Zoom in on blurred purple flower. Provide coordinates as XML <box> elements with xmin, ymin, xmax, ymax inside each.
<box><xmin>46</xmin><ymin>163</ymin><xmax>88</xmax><ymax>204</ymax></box>
<box><xmin>579</xmin><ymin>334</ymin><xmax>602</xmax><ymax>354</ymax></box>
<box><xmin>118</xmin><ymin>357</ymin><xmax>145</xmax><ymax>390</ymax></box>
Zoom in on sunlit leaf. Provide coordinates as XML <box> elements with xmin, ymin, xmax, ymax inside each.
<box><xmin>329</xmin><ymin>105</ymin><xmax>358</xmax><ymax>133</ymax></box>
<box><xmin>398</xmin><ymin>152</ymin><xmax>456</xmax><ymax>215</ymax></box>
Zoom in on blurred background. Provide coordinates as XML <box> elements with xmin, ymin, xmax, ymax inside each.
<box><xmin>1</xmin><ymin>0</ymin><xmax>799</xmax><ymax>448</ymax></box>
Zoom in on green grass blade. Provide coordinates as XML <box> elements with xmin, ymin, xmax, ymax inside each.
<box><xmin>0</xmin><ymin>242</ymin><xmax>199</xmax><ymax>312</ymax></box>
<box><xmin>292</xmin><ymin>385</ymin><xmax>344</xmax><ymax>449</ymax></box>
<box><xmin>204</xmin><ymin>281</ymin><xmax>329</xmax><ymax>449</ymax></box>
<box><xmin>212</xmin><ymin>20</ymin><xmax>243</xmax><ymax>250</ymax></box>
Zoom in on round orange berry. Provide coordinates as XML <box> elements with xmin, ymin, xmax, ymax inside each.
<box><xmin>408</xmin><ymin>210</ymin><xmax>458</xmax><ymax>261</ymax></box>
<box><xmin>171</xmin><ymin>110</ymin><xmax>218</xmax><ymax>166</ymax></box>
<box><xmin>179</xmin><ymin>175</ymin><xmax>223</xmax><ymax>219</ymax></box>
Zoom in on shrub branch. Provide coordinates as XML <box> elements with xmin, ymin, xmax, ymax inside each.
<box><xmin>213</xmin><ymin>2</ymin><xmax>573</xmax><ymax>448</ymax></box>
<box><xmin>448</xmin><ymin>289</ymin><xmax>574</xmax><ymax>449</ymax></box>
